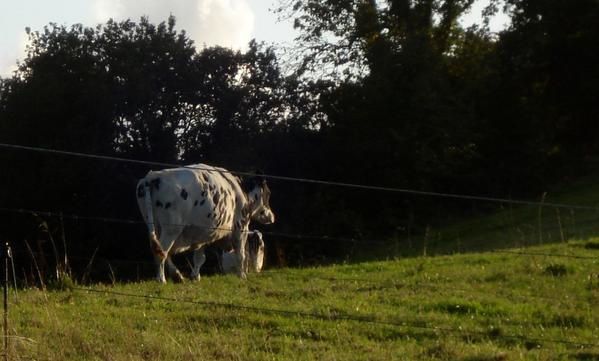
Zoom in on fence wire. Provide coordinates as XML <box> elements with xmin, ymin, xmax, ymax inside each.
<box><xmin>1</xmin><ymin>141</ymin><xmax>598</xmax><ymax>356</ymax></box>
<box><xmin>2</xmin><ymin>142</ymin><xmax>599</xmax><ymax>211</ymax></box>
<box><xmin>1</xmin><ymin>205</ymin><xmax>598</xmax><ymax>262</ymax></box>
<box><xmin>70</xmin><ymin>286</ymin><xmax>599</xmax><ymax>349</ymax></box>
<box><xmin>257</xmin><ymin>271</ymin><xmax>599</xmax><ymax>305</ymax></box>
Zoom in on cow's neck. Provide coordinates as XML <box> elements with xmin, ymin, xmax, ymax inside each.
<box><xmin>241</xmin><ymin>194</ymin><xmax>259</xmax><ymax>224</ymax></box>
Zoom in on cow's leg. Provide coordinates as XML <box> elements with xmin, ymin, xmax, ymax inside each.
<box><xmin>190</xmin><ymin>247</ymin><xmax>206</xmax><ymax>281</ymax></box>
<box><xmin>234</xmin><ymin>233</ymin><xmax>248</xmax><ymax>279</ymax></box>
<box><xmin>153</xmin><ymin>254</ymin><xmax>167</xmax><ymax>284</ymax></box>
<box><xmin>149</xmin><ymin>231</ymin><xmax>168</xmax><ymax>284</ymax></box>
<box><xmin>166</xmin><ymin>256</ymin><xmax>185</xmax><ymax>283</ymax></box>
<box><xmin>151</xmin><ymin>229</ymin><xmax>180</xmax><ymax>284</ymax></box>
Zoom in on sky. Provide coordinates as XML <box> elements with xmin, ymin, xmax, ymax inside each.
<box><xmin>0</xmin><ymin>0</ymin><xmax>509</xmax><ymax>78</ymax></box>
<box><xmin>0</xmin><ymin>0</ymin><xmax>298</xmax><ymax>77</ymax></box>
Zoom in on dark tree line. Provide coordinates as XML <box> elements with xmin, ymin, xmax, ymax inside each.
<box><xmin>0</xmin><ymin>0</ymin><xmax>598</xmax><ymax>279</ymax></box>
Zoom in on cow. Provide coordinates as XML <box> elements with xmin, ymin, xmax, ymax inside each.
<box><xmin>136</xmin><ymin>164</ymin><xmax>275</xmax><ymax>283</ymax></box>
<box><xmin>221</xmin><ymin>230</ymin><xmax>265</xmax><ymax>274</ymax></box>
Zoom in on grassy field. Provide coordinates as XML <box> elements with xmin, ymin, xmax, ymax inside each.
<box><xmin>5</xmin><ymin>238</ymin><xmax>599</xmax><ymax>360</ymax></box>
<box><xmin>5</xmin><ymin>178</ymin><xmax>599</xmax><ymax>360</ymax></box>
<box><xmin>368</xmin><ymin>178</ymin><xmax>599</xmax><ymax>260</ymax></box>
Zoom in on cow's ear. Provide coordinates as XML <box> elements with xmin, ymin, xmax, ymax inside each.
<box><xmin>241</xmin><ymin>174</ymin><xmax>260</xmax><ymax>192</ymax></box>
<box><xmin>255</xmin><ymin>170</ymin><xmax>266</xmax><ymax>186</ymax></box>
<box><xmin>241</xmin><ymin>176</ymin><xmax>253</xmax><ymax>193</ymax></box>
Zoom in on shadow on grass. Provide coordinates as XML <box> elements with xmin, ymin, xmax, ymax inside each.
<box><xmin>571</xmin><ymin>352</ymin><xmax>599</xmax><ymax>361</ymax></box>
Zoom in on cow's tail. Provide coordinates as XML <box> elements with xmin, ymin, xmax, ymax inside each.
<box><xmin>142</xmin><ymin>179</ymin><xmax>166</xmax><ymax>260</ymax></box>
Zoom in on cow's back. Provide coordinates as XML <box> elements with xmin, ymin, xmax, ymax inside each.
<box><xmin>137</xmin><ymin>164</ymin><xmax>245</xmax><ymax>253</ymax></box>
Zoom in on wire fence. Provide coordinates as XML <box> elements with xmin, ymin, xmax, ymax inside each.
<box><xmin>6</xmin><ymin>240</ymin><xmax>597</xmax><ymax>307</ymax></box>
<box><xmin>1</xmin><ymin>204</ymin><xmax>598</xmax><ymax>264</ymax></box>
<box><xmin>70</xmin><ymin>286</ymin><xmax>599</xmax><ymax>349</ymax></box>
<box><xmin>2</xmin><ymin>143</ymin><xmax>599</xmax><ymax>265</ymax></box>
<box><xmin>1</xmin><ymin>142</ymin><xmax>599</xmax><ymax>357</ymax></box>
<box><xmin>9</xmin><ymin>244</ymin><xmax>599</xmax><ymax>311</ymax></box>
<box><xmin>2</xmin><ymin>254</ymin><xmax>598</xmax><ymax>357</ymax></box>
<box><xmin>2</xmin><ymin>142</ymin><xmax>599</xmax><ymax>211</ymax></box>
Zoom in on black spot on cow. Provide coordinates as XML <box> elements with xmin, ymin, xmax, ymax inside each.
<box><xmin>213</xmin><ymin>192</ymin><xmax>220</xmax><ymax>205</ymax></box>
<box><xmin>156</xmin><ymin>201</ymin><xmax>163</xmax><ymax>208</ymax></box>
<box><xmin>165</xmin><ymin>202</ymin><xmax>171</xmax><ymax>209</ymax></box>
<box><xmin>207</xmin><ymin>212</ymin><xmax>211</xmax><ymax>218</ymax></box>
<box><xmin>201</xmin><ymin>191</ymin><xmax>207</xmax><ymax>197</ymax></box>
<box><xmin>150</xmin><ymin>178</ymin><xmax>161</xmax><ymax>190</ymax></box>
<box><xmin>200</xmin><ymin>199</ymin><xmax>206</xmax><ymax>206</ymax></box>
<box><xmin>137</xmin><ymin>184</ymin><xmax>145</xmax><ymax>198</ymax></box>
<box><xmin>194</xmin><ymin>200</ymin><xmax>198</xmax><ymax>206</ymax></box>
<box><xmin>180</xmin><ymin>188</ymin><xmax>188</xmax><ymax>200</ymax></box>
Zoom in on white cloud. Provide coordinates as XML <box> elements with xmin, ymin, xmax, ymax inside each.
<box><xmin>0</xmin><ymin>31</ymin><xmax>30</xmax><ymax>78</ymax></box>
<box><xmin>0</xmin><ymin>0</ymin><xmax>255</xmax><ymax>77</ymax></box>
<box><xmin>93</xmin><ymin>0</ymin><xmax>126</xmax><ymax>23</ymax></box>
<box><xmin>194</xmin><ymin>0</ymin><xmax>254</xmax><ymax>49</ymax></box>
<box><xmin>91</xmin><ymin>0</ymin><xmax>255</xmax><ymax>50</ymax></box>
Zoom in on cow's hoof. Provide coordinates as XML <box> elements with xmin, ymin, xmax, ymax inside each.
<box><xmin>239</xmin><ymin>272</ymin><xmax>247</xmax><ymax>280</ymax></box>
<box><xmin>190</xmin><ymin>274</ymin><xmax>201</xmax><ymax>282</ymax></box>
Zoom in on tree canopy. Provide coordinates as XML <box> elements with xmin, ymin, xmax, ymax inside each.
<box><xmin>0</xmin><ymin>2</ymin><xmax>598</xmax><ymax>275</ymax></box>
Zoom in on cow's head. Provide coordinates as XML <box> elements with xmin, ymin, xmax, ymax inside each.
<box><xmin>245</xmin><ymin>176</ymin><xmax>275</xmax><ymax>224</ymax></box>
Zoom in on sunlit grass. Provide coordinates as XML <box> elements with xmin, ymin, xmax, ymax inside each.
<box><xmin>5</xmin><ymin>238</ymin><xmax>599</xmax><ymax>360</ymax></box>
<box><xmin>6</xmin><ymin>178</ymin><xmax>599</xmax><ymax>360</ymax></box>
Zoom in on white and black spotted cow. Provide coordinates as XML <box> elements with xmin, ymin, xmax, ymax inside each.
<box><xmin>136</xmin><ymin>164</ymin><xmax>275</xmax><ymax>283</ymax></box>
<box><xmin>221</xmin><ymin>230</ymin><xmax>265</xmax><ymax>274</ymax></box>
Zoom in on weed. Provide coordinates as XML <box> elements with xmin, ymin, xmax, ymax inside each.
<box><xmin>429</xmin><ymin>300</ymin><xmax>506</xmax><ymax>317</ymax></box>
<box><xmin>484</xmin><ymin>272</ymin><xmax>508</xmax><ymax>282</ymax></box>
<box><xmin>584</xmin><ymin>242</ymin><xmax>599</xmax><ymax>250</ymax></box>
<box><xmin>530</xmin><ymin>310</ymin><xmax>585</xmax><ymax>329</ymax></box>
<box><xmin>572</xmin><ymin>352</ymin><xmax>599</xmax><ymax>361</ymax></box>
<box><xmin>296</xmin><ymin>329</ymin><xmax>326</xmax><ymax>341</ymax></box>
<box><xmin>486</xmin><ymin>326</ymin><xmax>503</xmax><ymax>339</ymax></box>
<box><xmin>464</xmin><ymin>258</ymin><xmax>491</xmax><ymax>265</ymax></box>
<box><xmin>424</xmin><ymin>342</ymin><xmax>458</xmax><ymax>360</ymax></box>
<box><xmin>462</xmin><ymin>353</ymin><xmax>508</xmax><ymax>361</ymax></box>
<box><xmin>46</xmin><ymin>273</ymin><xmax>76</xmax><ymax>291</ymax></box>
<box><xmin>544</xmin><ymin>263</ymin><xmax>568</xmax><ymax>277</ymax></box>
<box><xmin>524</xmin><ymin>340</ymin><xmax>542</xmax><ymax>350</ymax></box>
<box><xmin>549</xmin><ymin>314</ymin><xmax>585</xmax><ymax>328</ymax></box>
<box><xmin>433</xmin><ymin>301</ymin><xmax>481</xmax><ymax>315</ymax></box>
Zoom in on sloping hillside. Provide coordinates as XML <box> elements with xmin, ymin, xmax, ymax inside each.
<box><xmin>8</xmin><ymin>239</ymin><xmax>599</xmax><ymax>360</ymax></box>
<box><xmin>367</xmin><ymin>177</ymin><xmax>599</xmax><ymax>261</ymax></box>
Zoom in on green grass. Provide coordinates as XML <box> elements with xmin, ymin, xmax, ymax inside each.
<box><xmin>366</xmin><ymin>177</ymin><xmax>599</xmax><ymax>260</ymax></box>
<box><xmin>6</xmin><ymin>178</ymin><xmax>599</xmax><ymax>360</ymax></box>
<box><xmin>5</xmin><ymin>239</ymin><xmax>599</xmax><ymax>360</ymax></box>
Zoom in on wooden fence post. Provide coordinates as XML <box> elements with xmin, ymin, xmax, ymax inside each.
<box><xmin>3</xmin><ymin>241</ymin><xmax>9</xmax><ymax>361</ymax></box>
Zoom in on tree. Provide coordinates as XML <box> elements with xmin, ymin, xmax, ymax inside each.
<box><xmin>0</xmin><ymin>15</ymin><xmax>330</xmax><ymax>271</ymax></box>
<box><xmin>276</xmin><ymin>1</ymin><xmax>500</xmax><ymax>230</ymax></box>
<box><xmin>498</xmin><ymin>0</ymin><xmax>599</xmax><ymax>163</ymax></box>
